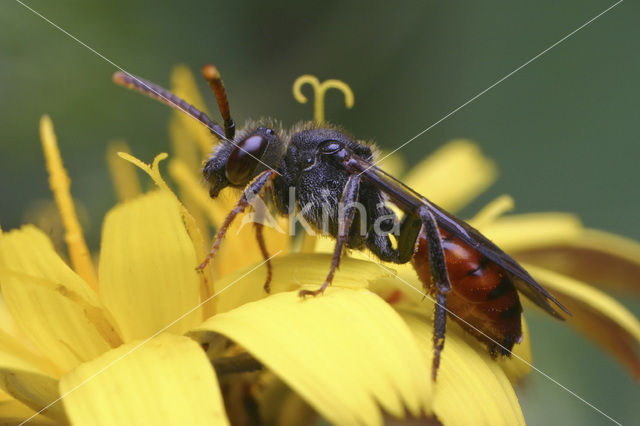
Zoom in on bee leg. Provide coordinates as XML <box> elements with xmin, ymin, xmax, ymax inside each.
<box><xmin>391</xmin><ymin>211</ymin><xmax>425</xmax><ymax>262</ymax></box>
<box><xmin>253</xmin><ymin>222</ymin><xmax>273</xmax><ymax>293</ymax></box>
<box><xmin>299</xmin><ymin>175</ymin><xmax>361</xmax><ymax>298</ymax></box>
<box><xmin>197</xmin><ymin>170</ymin><xmax>276</xmax><ymax>272</ymax></box>
<box><xmin>418</xmin><ymin>205</ymin><xmax>452</xmax><ymax>381</ymax></box>
<box><xmin>366</xmin><ymin>210</ymin><xmax>422</xmax><ymax>264</ymax></box>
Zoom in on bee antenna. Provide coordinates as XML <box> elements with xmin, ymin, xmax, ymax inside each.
<box><xmin>201</xmin><ymin>64</ymin><xmax>235</xmax><ymax>140</ymax></box>
<box><xmin>113</xmin><ymin>71</ymin><xmax>226</xmax><ymax>141</ymax></box>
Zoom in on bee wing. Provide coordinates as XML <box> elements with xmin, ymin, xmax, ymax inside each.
<box><xmin>349</xmin><ymin>156</ymin><xmax>570</xmax><ymax>319</ymax></box>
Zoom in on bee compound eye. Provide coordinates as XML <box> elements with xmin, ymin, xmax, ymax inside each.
<box><xmin>225</xmin><ymin>134</ymin><xmax>269</xmax><ymax>185</ymax></box>
<box><xmin>319</xmin><ymin>140</ymin><xmax>343</xmax><ymax>154</ymax></box>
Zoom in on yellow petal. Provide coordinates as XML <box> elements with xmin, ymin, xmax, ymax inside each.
<box><xmin>40</xmin><ymin>115</ymin><xmax>98</xmax><ymax>291</ymax></box>
<box><xmin>167</xmin><ymin>160</ymin><xmax>291</xmax><ymax>279</ymax></box>
<box><xmin>468</xmin><ymin>194</ymin><xmax>514</xmax><ymax>229</ymax></box>
<box><xmin>400</xmin><ymin>310</ymin><xmax>525</xmax><ymax>426</ymax></box>
<box><xmin>481</xmin><ymin>213</ymin><xmax>583</xmax><ymax>252</ymax></box>
<box><xmin>209</xmin><ymin>186</ymin><xmax>292</xmax><ymax>279</ymax></box>
<box><xmin>168</xmin><ymin>156</ymin><xmax>211</xmax><ymax>246</ymax></box>
<box><xmin>167</xmin><ymin>158</ymin><xmax>215</xmax><ymax>315</ymax></box>
<box><xmin>99</xmin><ymin>191</ymin><xmax>202</xmax><ymax>340</ymax></box>
<box><xmin>0</xmin><ymin>328</ymin><xmax>60</xmax><ymax>379</ymax></box>
<box><xmin>191</xmin><ymin>288</ymin><xmax>432</xmax><ymax>426</ymax></box>
<box><xmin>515</xmin><ymin>228</ymin><xmax>640</xmax><ymax>294</ymax></box>
<box><xmin>169</xmin><ymin>116</ymin><xmax>205</xmax><ymax>173</ymax></box>
<box><xmin>213</xmin><ymin>214</ymin><xmax>286</xmax><ymax>279</ymax></box>
<box><xmin>312</xmin><ymin>234</ymin><xmax>340</xmax><ymax>254</ymax></box>
<box><xmin>106</xmin><ymin>141</ymin><xmax>141</xmax><ymax>202</ymax></box>
<box><xmin>171</xmin><ymin>65</ymin><xmax>209</xmax><ymax>112</ymax></box>
<box><xmin>211</xmin><ymin>253</ymin><xmax>394</xmax><ymax>314</ymax></box>
<box><xmin>21</xmin><ymin>200</ymin><xmax>67</xmax><ymax>258</ymax></box>
<box><xmin>0</xmin><ymin>350</ymin><xmax>66</xmax><ymax>423</ymax></box>
<box><xmin>524</xmin><ymin>264</ymin><xmax>640</xmax><ymax>379</ymax></box>
<box><xmin>118</xmin><ymin>152</ymin><xmax>216</xmax><ymax>308</ymax></box>
<box><xmin>369</xmin><ymin>265</ymin><xmax>533</xmax><ymax>385</ymax></box>
<box><xmin>298</xmin><ymin>233</ymin><xmax>317</xmax><ymax>253</ymax></box>
<box><xmin>170</xmin><ymin>64</ymin><xmax>217</xmax><ymax>155</ymax></box>
<box><xmin>375</xmin><ymin>150</ymin><xmax>406</xmax><ymax>177</ymax></box>
<box><xmin>170</xmin><ymin>168</ymin><xmax>291</xmax><ymax>278</ymax></box>
<box><xmin>0</xmin><ymin>293</ymin><xmax>24</xmax><ymax>342</ymax></box>
<box><xmin>60</xmin><ymin>333</ymin><xmax>229</xmax><ymax>426</ymax></box>
<box><xmin>403</xmin><ymin>140</ymin><xmax>497</xmax><ymax>212</ymax></box>
<box><xmin>0</xmin><ymin>226</ymin><xmax>115</xmax><ymax>371</ymax></box>
<box><xmin>0</xmin><ymin>392</ymin><xmax>57</xmax><ymax>425</ymax></box>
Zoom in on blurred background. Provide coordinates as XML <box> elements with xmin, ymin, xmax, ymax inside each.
<box><xmin>1</xmin><ymin>0</ymin><xmax>638</xmax><ymax>423</ymax></box>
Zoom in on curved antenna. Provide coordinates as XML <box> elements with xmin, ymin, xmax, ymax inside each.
<box><xmin>201</xmin><ymin>64</ymin><xmax>235</xmax><ymax>140</ymax></box>
<box><xmin>113</xmin><ymin>71</ymin><xmax>226</xmax><ymax>141</ymax></box>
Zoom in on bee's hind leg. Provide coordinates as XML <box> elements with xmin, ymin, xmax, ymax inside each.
<box><xmin>418</xmin><ymin>205</ymin><xmax>452</xmax><ymax>381</ymax></box>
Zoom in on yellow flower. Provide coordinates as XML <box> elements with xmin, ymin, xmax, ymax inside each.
<box><xmin>0</xmin><ymin>66</ymin><xmax>638</xmax><ymax>426</ymax></box>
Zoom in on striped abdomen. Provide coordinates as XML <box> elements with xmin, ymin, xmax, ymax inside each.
<box><xmin>412</xmin><ymin>227</ymin><xmax>523</xmax><ymax>355</ymax></box>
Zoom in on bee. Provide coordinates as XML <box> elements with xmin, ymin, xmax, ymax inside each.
<box><xmin>113</xmin><ymin>65</ymin><xmax>570</xmax><ymax>379</ymax></box>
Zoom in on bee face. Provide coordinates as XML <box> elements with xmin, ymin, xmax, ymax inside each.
<box><xmin>203</xmin><ymin>125</ymin><xmax>282</xmax><ymax>197</ymax></box>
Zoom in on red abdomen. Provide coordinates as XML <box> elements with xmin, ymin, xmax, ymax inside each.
<box><xmin>412</xmin><ymin>228</ymin><xmax>523</xmax><ymax>355</ymax></box>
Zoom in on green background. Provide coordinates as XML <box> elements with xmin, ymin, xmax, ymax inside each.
<box><xmin>1</xmin><ymin>1</ymin><xmax>638</xmax><ymax>424</ymax></box>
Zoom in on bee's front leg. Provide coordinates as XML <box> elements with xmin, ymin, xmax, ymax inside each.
<box><xmin>197</xmin><ymin>170</ymin><xmax>277</xmax><ymax>272</ymax></box>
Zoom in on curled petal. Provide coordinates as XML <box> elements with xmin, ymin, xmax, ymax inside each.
<box><xmin>0</xmin><ymin>350</ymin><xmax>65</xmax><ymax>423</ymax></box>
<box><xmin>0</xmin><ymin>391</ymin><xmax>57</xmax><ymax>425</ymax></box>
<box><xmin>60</xmin><ymin>333</ymin><xmax>229</xmax><ymax>426</ymax></box>
<box><xmin>515</xmin><ymin>229</ymin><xmax>640</xmax><ymax>294</ymax></box>
<box><xmin>525</xmin><ymin>264</ymin><xmax>640</xmax><ymax>379</ymax></box>
<box><xmin>191</xmin><ymin>289</ymin><xmax>432</xmax><ymax>426</ymax></box>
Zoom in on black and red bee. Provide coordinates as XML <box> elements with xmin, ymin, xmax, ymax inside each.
<box><xmin>114</xmin><ymin>65</ymin><xmax>570</xmax><ymax>379</ymax></box>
